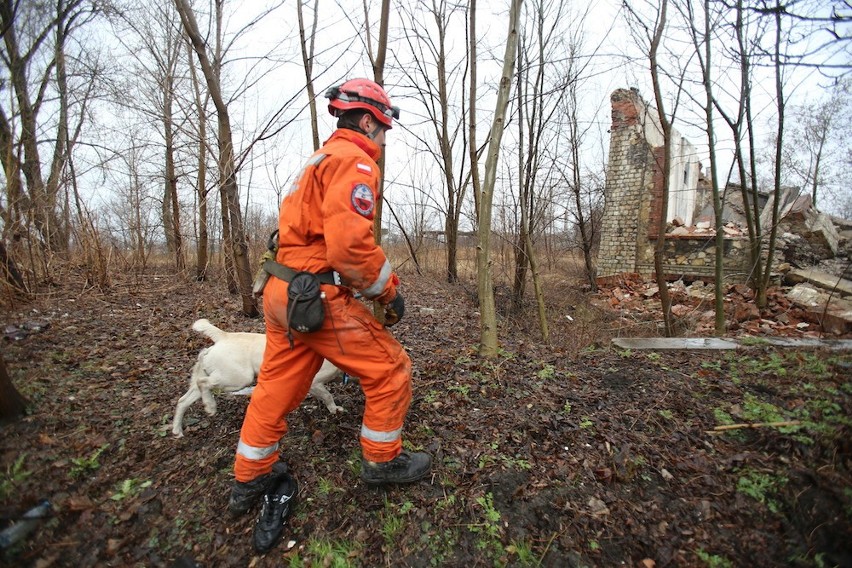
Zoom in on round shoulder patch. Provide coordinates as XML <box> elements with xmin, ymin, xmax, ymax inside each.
<box><xmin>350</xmin><ymin>184</ymin><xmax>375</xmax><ymax>217</ymax></box>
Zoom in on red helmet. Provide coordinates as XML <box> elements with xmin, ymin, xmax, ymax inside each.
<box><xmin>325</xmin><ymin>78</ymin><xmax>400</xmax><ymax>129</ymax></box>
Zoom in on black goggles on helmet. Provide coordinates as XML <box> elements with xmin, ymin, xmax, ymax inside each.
<box><xmin>325</xmin><ymin>86</ymin><xmax>401</xmax><ymax>120</ymax></box>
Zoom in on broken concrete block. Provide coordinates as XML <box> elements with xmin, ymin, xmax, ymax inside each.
<box><xmin>786</xmin><ymin>268</ymin><xmax>852</xmax><ymax>297</ymax></box>
<box><xmin>787</xmin><ymin>283</ymin><xmax>824</xmax><ymax>307</ymax></box>
<box><xmin>787</xmin><ymin>283</ymin><xmax>852</xmax><ymax>334</ymax></box>
<box><xmin>802</xmin><ymin>212</ymin><xmax>840</xmax><ymax>258</ymax></box>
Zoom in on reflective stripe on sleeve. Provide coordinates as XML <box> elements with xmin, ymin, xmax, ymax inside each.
<box><xmin>360</xmin><ymin>259</ymin><xmax>392</xmax><ymax>299</ymax></box>
<box><xmin>236</xmin><ymin>439</ymin><xmax>279</xmax><ymax>461</ymax></box>
<box><xmin>360</xmin><ymin>423</ymin><xmax>402</xmax><ymax>443</ymax></box>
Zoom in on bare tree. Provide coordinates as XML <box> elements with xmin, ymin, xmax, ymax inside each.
<box><xmin>782</xmin><ymin>79</ymin><xmax>850</xmax><ymax>209</ymax></box>
<box><xmin>510</xmin><ymin>0</ymin><xmax>578</xmax><ymax>330</ymax></box>
<box><xmin>647</xmin><ymin>0</ymin><xmax>675</xmax><ymax>337</ymax></box>
<box><xmin>105</xmin><ymin>132</ymin><xmax>157</xmax><ymax>273</ymax></box>
<box><xmin>0</xmin><ymin>0</ymin><xmax>95</xmax><ymax>256</ymax></box>
<box><xmin>397</xmin><ymin>0</ymin><xmax>471</xmax><ymax>284</ymax></box>
<box><xmin>557</xmin><ymin>60</ymin><xmax>603</xmax><ymax>291</ymax></box>
<box><xmin>468</xmin><ymin>0</ymin><xmax>482</xmax><ymax>223</ymax></box>
<box><xmin>476</xmin><ymin>0</ymin><xmax>523</xmax><ymax>358</ymax></box>
<box><xmin>297</xmin><ymin>0</ymin><xmax>321</xmax><ymax>151</ymax></box>
<box><xmin>758</xmin><ymin>0</ymin><xmax>788</xmax><ymax>310</ymax></box>
<box><xmin>107</xmin><ymin>2</ymin><xmax>188</xmax><ymax>271</ymax></box>
<box><xmin>691</xmin><ymin>0</ymin><xmax>769</xmax><ymax>305</ymax></box>
<box><xmin>624</xmin><ymin>0</ymin><xmax>688</xmax><ymax>336</ymax></box>
<box><xmin>174</xmin><ymin>0</ymin><xmax>257</xmax><ymax>316</ymax></box>
<box><xmin>186</xmin><ymin>39</ymin><xmax>211</xmax><ymax>281</ymax></box>
<box><xmin>680</xmin><ymin>0</ymin><xmax>727</xmax><ymax>334</ymax></box>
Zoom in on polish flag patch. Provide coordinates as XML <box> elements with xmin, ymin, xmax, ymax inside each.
<box><xmin>356</xmin><ymin>163</ymin><xmax>372</xmax><ymax>174</ymax></box>
<box><xmin>350</xmin><ymin>184</ymin><xmax>375</xmax><ymax>217</ymax></box>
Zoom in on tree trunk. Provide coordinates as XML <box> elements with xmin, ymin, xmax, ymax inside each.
<box><xmin>757</xmin><ymin>4</ymin><xmax>786</xmax><ymax>310</ymax></box>
<box><xmin>46</xmin><ymin>7</ymin><xmax>72</xmax><ymax>250</ymax></box>
<box><xmin>511</xmin><ymin>225</ymin><xmax>529</xmax><ymax>312</ymax></box>
<box><xmin>0</xmin><ymin>0</ymin><xmax>62</xmax><ymax>251</ymax></box>
<box><xmin>369</xmin><ymin>0</ymin><xmax>391</xmax><ymax>248</ymax></box>
<box><xmin>446</xmin><ymin>218</ymin><xmax>458</xmax><ymax>283</ymax></box>
<box><xmin>648</xmin><ymin>0</ymin><xmax>674</xmax><ymax>337</ymax></box>
<box><xmin>526</xmin><ymin>229</ymin><xmax>549</xmax><ymax>343</ymax></box>
<box><xmin>477</xmin><ymin>0</ymin><xmax>522</xmax><ymax>358</ymax></box>
<box><xmin>187</xmin><ymin>39</ymin><xmax>209</xmax><ymax>281</ymax></box>
<box><xmin>468</xmin><ymin>0</ymin><xmax>482</xmax><ymax>223</ymax></box>
<box><xmin>297</xmin><ymin>0</ymin><xmax>321</xmax><ymax>151</ymax></box>
<box><xmin>701</xmin><ymin>0</ymin><xmax>726</xmax><ymax>336</ymax></box>
<box><xmin>0</xmin><ymin>241</ymin><xmax>27</xmax><ymax>294</ymax></box>
<box><xmin>0</xmin><ymin>106</ymin><xmax>25</xmax><ymax>234</ymax></box>
<box><xmin>512</xmin><ymin>48</ymin><xmax>529</xmax><ymax>313</ymax></box>
<box><xmin>569</xmin><ymin>85</ymin><xmax>597</xmax><ymax>291</ymax></box>
<box><xmin>0</xmin><ymin>352</ymin><xmax>28</xmax><ymax>425</ymax></box>
<box><xmin>195</xmin><ymin>130</ymin><xmax>209</xmax><ymax>281</ymax></box>
<box><xmin>164</xmin><ymin>81</ymin><xmax>184</xmax><ymax>271</ymax></box>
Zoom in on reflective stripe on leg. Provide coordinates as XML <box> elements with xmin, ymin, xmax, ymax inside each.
<box><xmin>360</xmin><ymin>424</ymin><xmax>402</xmax><ymax>443</ymax></box>
<box><xmin>237</xmin><ymin>439</ymin><xmax>279</xmax><ymax>460</ymax></box>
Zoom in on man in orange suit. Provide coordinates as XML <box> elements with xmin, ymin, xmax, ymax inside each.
<box><xmin>229</xmin><ymin>79</ymin><xmax>431</xmax><ymax>522</ymax></box>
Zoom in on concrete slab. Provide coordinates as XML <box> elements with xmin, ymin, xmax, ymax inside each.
<box><xmin>613</xmin><ymin>338</ymin><xmax>739</xmax><ymax>350</ymax></box>
<box><xmin>612</xmin><ymin>337</ymin><xmax>852</xmax><ymax>351</ymax></box>
<box><xmin>787</xmin><ymin>268</ymin><xmax>852</xmax><ymax>297</ymax></box>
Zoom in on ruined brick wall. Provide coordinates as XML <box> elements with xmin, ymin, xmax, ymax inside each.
<box><xmin>635</xmin><ymin>236</ymin><xmax>753</xmax><ymax>280</ymax></box>
<box><xmin>596</xmin><ymin>89</ymin><xmax>660</xmax><ymax>278</ymax></box>
<box><xmin>597</xmin><ymin>89</ymin><xmax>752</xmax><ymax>282</ymax></box>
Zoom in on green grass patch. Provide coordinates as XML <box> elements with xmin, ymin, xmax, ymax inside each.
<box><xmin>696</xmin><ymin>548</ymin><xmax>734</xmax><ymax>568</ymax></box>
<box><xmin>289</xmin><ymin>538</ymin><xmax>362</xmax><ymax>567</ymax></box>
<box><xmin>736</xmin><ymin>469</ymin><xmax>787</xmax><ymax>513</ymax></box>
<box><xmin>1</xmin><ymin>454</ymin><xmax>32</xmax><ymax>500</ymax></box>
<box><xmin>70</xmin><ymin>444</ymin><xmax>110</xmax><ymax>479</ymax></box>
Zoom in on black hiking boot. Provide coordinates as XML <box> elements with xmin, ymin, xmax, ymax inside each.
<box><xmin>228</xmin><ymin>462</ymin><xmax>288</xmax><ymax>517</ymax></box>
<box><xmin>361</xmin><ymin>451</ymin><xmax>432</xmax><ymax>485</ymax></box>
<box><xmin>252</xmin><ymin>471</ymin><xmax>299</xmax><ymax>554</ymax></box>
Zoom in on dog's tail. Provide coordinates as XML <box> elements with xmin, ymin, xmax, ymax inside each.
<box><xmin>192</xmin><ymin>319</ymin><xmax>227</xmax><ymax>343</ymax></box>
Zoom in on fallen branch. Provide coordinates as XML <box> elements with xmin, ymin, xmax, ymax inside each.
<box><xmin>707</xmin><ymin>420</ymin><xmax>801</xmax><ymax>434</ymax></box>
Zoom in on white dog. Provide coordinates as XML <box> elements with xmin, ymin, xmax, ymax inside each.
<box><xmin>172</xmin><ymin>319</ymin><xmax>345</xmax><ymax>437</ymax></box>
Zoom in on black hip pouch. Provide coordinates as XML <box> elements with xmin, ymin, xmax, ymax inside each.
<box><xmin>286</xmin><ymin>272</ymin><xmax>325</xmax><ymax>333</ymax></box>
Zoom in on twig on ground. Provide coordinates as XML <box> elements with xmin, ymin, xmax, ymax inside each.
<box><xmin>706</xmin><ymin>420</ymin><xmax>801</xmax><ymax>434</ymax></box>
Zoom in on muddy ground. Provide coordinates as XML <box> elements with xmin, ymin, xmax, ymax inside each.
<box><xmin>1</xmin><ymin>270</ymin><xmax>850</xmax><ymax>567</ymax></box>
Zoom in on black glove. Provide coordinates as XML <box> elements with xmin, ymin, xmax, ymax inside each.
<box><xmin>384</xmin><ymin>292</ymin><xmax>405</xmax><ymax>327</ymax></box>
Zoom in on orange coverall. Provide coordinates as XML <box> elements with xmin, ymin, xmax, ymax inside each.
<box><xmin>234</xmin><ymin>128</ymin><xmax>411</xmax><ymax>482</ymax></box>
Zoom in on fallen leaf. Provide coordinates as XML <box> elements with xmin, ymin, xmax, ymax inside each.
<box><xmin>587</xmin><ymin>496</ymin><xmax>610</xmax><ymax>517</ymax></box>
<box><xmin>65</xmin><ymin>495</ymin><xmax>96</xmax><ymax>511</ymax></box>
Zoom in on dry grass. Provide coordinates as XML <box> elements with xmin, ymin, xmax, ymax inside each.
<box><xmin>3</xmin><ymin>237</ymin><xmax>625</xmax><ymax>353</ymax></box>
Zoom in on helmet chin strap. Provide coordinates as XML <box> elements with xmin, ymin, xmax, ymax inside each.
<box><xmin>365</xmin><ymin>124</ymin><xmax>384</xmax><ymax>141</ymax></box>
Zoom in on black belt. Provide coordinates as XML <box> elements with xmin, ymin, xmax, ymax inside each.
<box><xmin>262</xmin><ymin>260</ymin><xmax>340</xmax><ymax>285</ymax></box>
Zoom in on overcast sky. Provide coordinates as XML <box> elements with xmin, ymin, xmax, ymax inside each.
<box><xmin>86</xmin><ymin>0</ymin><xmax>849</xmax><ymax>228</ymax></box>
